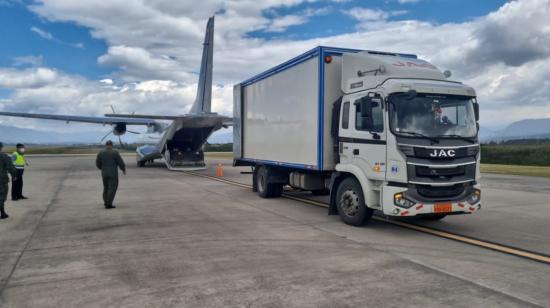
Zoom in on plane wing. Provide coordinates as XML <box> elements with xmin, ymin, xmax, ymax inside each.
<box><xmin>0</xmin><ymin>111</ymin><xmax>157</xmax><ymax>126</ymax></box>
<box><xmin>104</xmin><ymin>113</ymin><xmax>179</xmax><ymax>120</ymax></box>
<box><xmin>105</xmin><ymin>113</ymin><xmax>233</xmax><ymax>126</ymax></box>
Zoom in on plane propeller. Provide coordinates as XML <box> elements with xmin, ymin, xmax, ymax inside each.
<box><xmin>100</xmin><ymin>126</ymin><xmax>140</xmax><ymax>148</ymax></box>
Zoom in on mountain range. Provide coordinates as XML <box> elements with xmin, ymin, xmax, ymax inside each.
<box><xmin>480</xmin><ymin>118</ymin><xmax>550</xmax><ymax>142</ymax></box>
<box><xmin>0</xmin><ymin>125</ymin><xmax>233</xmax><ymax>145</ymax></box>
<box><xmin>2</xmin><ymin>118</ymin><xmax>550</xmax><ymax>145</ymax></box>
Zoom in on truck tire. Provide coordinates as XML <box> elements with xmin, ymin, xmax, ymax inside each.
<box><xmin>336</xmin><ymin>177</ymin><xmax>373</xmax><ymax>226</ymax></box>
<box><xmin>257</xmin><ymin>166</ymin><xmax>283</xmax><ymax>198</ymax></box>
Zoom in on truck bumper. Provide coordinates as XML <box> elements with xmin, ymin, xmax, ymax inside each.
<box><xmin>381</xmin><ymin>183</ymin><xmax>481</xmax><ymax>217</ymax></box>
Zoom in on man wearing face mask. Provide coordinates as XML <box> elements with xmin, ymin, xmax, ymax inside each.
<box><xmin>0</xmin><ymin>142</ymin><xmax>17</xmax><ymax>219</ymax></box>
<box><xmin>11</xmin><ymin>143</ymin><xmax>28</xmax><ymax>201</ymax></box>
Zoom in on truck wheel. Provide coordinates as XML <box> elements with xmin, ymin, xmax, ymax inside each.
<box><xmin>257</xmin><ymin>167</ymin><xmax>283</xmax><ymax>198</ymax></box>
<box><xmin>421</xmin><ymin>214</ymin><xmax>447</xmax><ymax>221</ymax></box>
<box><xmin>252</xmin><ymin>167</ymin><xmax>258</xmax><ymax>192</ymax></box>
<box><xmin>336</xmin><ymin>177</ymin><xmax>373</xmax><ymax>226</ymax></box>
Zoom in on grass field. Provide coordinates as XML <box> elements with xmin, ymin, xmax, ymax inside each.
<box><xmin>480</xmin><ymin>164</ymin><xmax>550</xmax><ymax>177</ymax></box>
<box><xmin>481</xmin><ymin>143</ymin><xmax>550</xmax><ymax>166</ymax></box>
<box><xmin>3</xmin><ymin>146</ymin><xmax>133</xmax><ymax>155</ymax></box>
<box><xmin>205</xmin><ymin>152</ymin><xmax>233</xmax><ymax>159</ymax></box>
<box><xmin>2</xmin><ymin>146</ymin><xmax>233</xmax><ymax>158</ymax></box>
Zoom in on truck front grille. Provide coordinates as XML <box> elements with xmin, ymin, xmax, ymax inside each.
<box><xmin>415</xmin><ymin>165</ymin><xmax>465</xmax><ymax>178</ymax></box>
<box><xmin>417</xmin><ymin>184</ymin><xmax>465</xmax><ymax>198</ymax></box>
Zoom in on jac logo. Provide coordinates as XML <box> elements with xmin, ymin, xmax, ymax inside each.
<box><xmin>429</xmin><ymin>149</ymin><xmax>456</xmax><ymax>158</ymax></box>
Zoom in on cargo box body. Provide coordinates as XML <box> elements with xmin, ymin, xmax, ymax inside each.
<box><xmin>234</xmin><ymin>46</ymin><xmax>363</xmax><ymax>171</ymax></box>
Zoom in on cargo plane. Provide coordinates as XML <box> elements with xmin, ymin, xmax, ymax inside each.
<box><xmin>0</xmin><ymin>16</ymin><xmax>231</xmax><ymax>170</ymax></box>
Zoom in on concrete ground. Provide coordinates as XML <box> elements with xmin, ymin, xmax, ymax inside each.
<box><xmin>0</xmin><ymin>156</ymin><xmax>549</xmax><ymax>307</ymax></box>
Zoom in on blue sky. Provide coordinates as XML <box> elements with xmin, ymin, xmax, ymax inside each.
<box><xmin>0</xmin><ymin>1</ymin><xmax>109</xmax><ymax>79</ymax></box>
<box><xmin>252</xmin><ymin>0</ymin><xmax>507</xmax><ymax>40</ymax></box>
<box><xmin>0</xmin><ymin>0</ymin><xmax>506</xmax><ymax>83</ymax></box>
<box><xmin>0</xmin><ymin>0</ymin><xmax>549</xmax><ymax>134</ymax></box>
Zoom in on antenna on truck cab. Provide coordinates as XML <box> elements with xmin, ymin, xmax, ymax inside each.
<box><xmin>357</xmin><ymin>65</ymin><xmax>386</xmax><ymax>77</ymax></box>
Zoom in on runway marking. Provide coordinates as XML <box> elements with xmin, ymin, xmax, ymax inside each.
<box><xmin>185</xmin><ymin>171</ymin><xmax>550</xmax><ymax>265</ymax></box>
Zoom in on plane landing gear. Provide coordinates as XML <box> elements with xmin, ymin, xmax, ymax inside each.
<box><xmin>165</xmin><ymin>149</ymin><xmax>206</xmax><ymax>170</ymax></box>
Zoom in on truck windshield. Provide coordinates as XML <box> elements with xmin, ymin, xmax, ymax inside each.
<box><xmin>389</xmin><ymin>94</ymin><xmax>477</xmax><ymax>139</ymax></box>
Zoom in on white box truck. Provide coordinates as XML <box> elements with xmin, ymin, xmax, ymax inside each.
<box><xmin>233</xmin><ymin>46</ymin><xmax>481</xmax><ymax>226</ymax></box>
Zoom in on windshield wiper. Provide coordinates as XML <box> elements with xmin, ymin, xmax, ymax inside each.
<box><xmin>436</xmin><ymin>134</ymin><xmax>476</xmax><ymax>144</ymax></box>
<box><xmin>398</xmin><ymin>131</ymin><xmax>439</xmax><ymax>144</ymax></box>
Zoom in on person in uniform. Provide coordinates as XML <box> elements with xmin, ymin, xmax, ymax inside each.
<box><xmin>96</xmin><ymin>140</ymin><xmax>126</xmax><ymax>209</ymax></box>
<box><xmin>11</xmin><ymin>143</ymin><xmax>28</xmax><ymax>201</ymax></box>
<box><xmin>1</xmin><ymin>142</ymin><xmax>17</xmax><ymax>219</ymax></box>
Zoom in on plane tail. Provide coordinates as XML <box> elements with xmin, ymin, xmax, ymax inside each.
<box><xmin>190</xmin><ymin>16</ymin><xmax>214</xmax><ymax>114</ymax></box>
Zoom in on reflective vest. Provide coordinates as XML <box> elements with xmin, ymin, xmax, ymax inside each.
<box><xmin>12</xmin><ymin>152</ymin><xmax>26</xmax><ymax>169</ymax></box>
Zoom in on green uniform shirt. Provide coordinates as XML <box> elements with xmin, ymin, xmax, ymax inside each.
<box><xmin>0</xmin><ymin>152</ymin><xmax>17</xmax><ymax>183</ymax></box>
<box><xmin>1</xmin><ymin>152</ymin><xmax>17</xmax><ymax>202</ymax></box>
<box><xmin>96</xmin><ymin>149</ymin><xmax>126</xmax><ymax>177</ymax></box>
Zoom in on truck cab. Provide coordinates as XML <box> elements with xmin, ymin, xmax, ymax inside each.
<box><xmin>332</xmin><ymin>53</ymin><xmax>481</xmax><ymax>225</ymax></box>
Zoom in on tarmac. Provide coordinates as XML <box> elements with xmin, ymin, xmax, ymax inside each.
<box><xmin>0</xmin><ymin>155</ymin><xmax>549</xmax><ymax>307</ymax></box>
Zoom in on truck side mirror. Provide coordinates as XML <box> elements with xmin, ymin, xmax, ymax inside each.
<box><xmin>473</xmin><ymin>103</ymin><xmax>479</xmax><ymax>121</ymax></box>
<box><xmin>360</xmin><ymin>98</ymin><xmax>372</xmax><ymax>118</ymax></box>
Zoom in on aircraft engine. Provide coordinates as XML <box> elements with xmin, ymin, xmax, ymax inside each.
<box><xmin>113</xmin><ymin>123</ymin><xmax>127</xmax><ymax>136</ymax></box>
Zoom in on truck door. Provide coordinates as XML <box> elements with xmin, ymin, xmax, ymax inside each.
<box><xmin>342</xmin><ymin>93</ymin><xmax>387</xmax><ymax>181</ymax></box>
<box><xmin>338</xmin><ymin>100</ymin><xmax>355</xmax><ymax>165</ymax></box>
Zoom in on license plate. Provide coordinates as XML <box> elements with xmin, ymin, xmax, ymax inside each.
<box><xmin>434</xmin><ymin>203</ymin><xmax>452</xmax><ymax>213</ymax></box>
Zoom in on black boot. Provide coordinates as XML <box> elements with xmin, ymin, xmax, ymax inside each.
<box><xmin>0</xmin><ymin>204</ymin><xmax>8</xmax><ymax>219</ymax></box>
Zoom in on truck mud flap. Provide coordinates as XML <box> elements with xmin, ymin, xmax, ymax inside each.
<box><xmin>328</xmin><ymin>172</ymin><xmax>342</xmax><ymax>215</ymax></box>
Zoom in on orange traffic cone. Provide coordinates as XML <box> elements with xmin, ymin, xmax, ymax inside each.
<box><xmin>217</xmin><ymin>162</ymin><xmax>223</xmax><ymax>177</ymax></box>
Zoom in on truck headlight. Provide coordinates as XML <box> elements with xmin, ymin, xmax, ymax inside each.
<box><xmin>398</xmin><ymin>145</ymin><xmax>414</xmax><ymax>156</ymax></box>
<box><xmin>467</xmin><ymin>189</ymin><xmax>481</xmax><ymax>205</ymax></box>
<box><xmin>467</xmin><ymin>146</ymin><xmax>479</xmax><ymax>156</ymax></box>
<box><xmin>394</xmin><ymin>192</ymin><xmax>416</xmax><ymax>208</ymax></box>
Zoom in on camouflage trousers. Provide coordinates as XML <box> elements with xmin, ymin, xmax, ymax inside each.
<box><xmin>0</xmin><ymin>182</ymin><xmax>7</xmax><ymax>202</ymax></box>
<box><xmin>102</xmin><ymin>175</ymin><xmax>119</xmax><ymax>207</ymax></box>
<box><xmin>0</xmin><ymin>183</ymin><xmax>7</xmax><ymax>213</ymax></box>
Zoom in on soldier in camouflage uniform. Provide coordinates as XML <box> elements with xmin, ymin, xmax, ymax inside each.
<box><xmin>96</xmin><ymin>140</ymin><xmax>126</xmax><ymax>209</ymax></box>
<box><xmin>0</xmin><ymin>142</ymin><xmax>17</xmax><ymax>219</ymax></box>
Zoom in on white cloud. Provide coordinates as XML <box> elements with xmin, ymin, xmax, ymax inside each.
<box><xmin>265</xmin><ymin>7</ymin><xmax>330</xmax><ymax>32</ymax></box>
<box><xmin>397</xmin><ymin>0</ymin><xmax>421</xmax><ymax>4</ymax></box>
<box><xmin>99</xmin><ymin>78</ymin><xmax>113</xmax><ymax>85</ymax></box>
<box><xmin>0</xmin><ymin>0</ymin><xmax>547</xmax><ymax>130</ymax></box>
<box><xmin>344</xmin><ymin>7</ymin><xmax>407</xmax><ymax>23</ymax></box>
<box><xmin>135</xmin><ymin>80</ymin><xmax>177</xmax><ymax>92</ymax></box>
<box><xmin>266</xmin><ymin>14</ymin><xmax>308</xmax><ymax>32</ymax></box>
<box><xmin>0</xmin><ymin>67</ymin><xmax>58</xmax><ymax>88</ymax></box>
<box><xmin>0</xmin><ymin>67</ymin><xmax>232</xmax><ymax>133</ymax></box>
<box><xmin>30</xmin><ymin>26</ymin><xmax>53</xmax><ymax>40</ymax></box>
<box><xmin>12</xmin><ymin>55</ymin><xmax>44</xmax><ymax>67</ymax></box>
<box><xmin>30</xmin><ymin>26</ymin><xmax>85</xmax><ymax>49</ymax></box>
<box><xmin>98</xmin><ymin>45</ymin><xmax>195</xmax><ymax>82</ymax></box>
